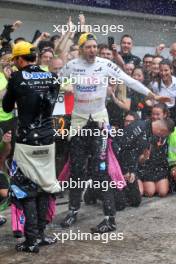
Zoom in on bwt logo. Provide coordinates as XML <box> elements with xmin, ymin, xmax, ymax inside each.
<box><xmin>22</xmin><ymin>71</ymin><xmax>52</xmax><ymax>80</ymax></box>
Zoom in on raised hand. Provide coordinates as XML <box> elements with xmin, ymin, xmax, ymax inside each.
<box><xmin>156</xmin><ymin>43</ymin><xmax>165</xmax><ymax>55</ymax></box>
<box><xmin>12</xmin><ymin>20</ymin><xmax>23</xmax><ymax>31</ymax></box>
<box><xmin>111</xmin><ymin>43</ymin><xmax>120</xmax><ymax>53</ymax></box>
<box><xmin>79</xmin><ymin>13</ymin><xmax>86</xmax><ymax>25</ymax></box>
<box><xmin>154</xmin><ymin>95</ymin><xmax>171</xmax><ymax>103</ymax></box>
<box><xmin>2</xmin><ymin>131</ymin><xmax>12</xmax><ymax>143</ymax></box>
<box><xmin>40</xmin><ymin>32</ymin><xmax>50</xmax><ymax>40</ymax></box>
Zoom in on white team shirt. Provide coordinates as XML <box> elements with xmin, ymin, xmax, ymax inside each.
<box><xmin>151</xmin><ymin>76</ymin><xmax>176</xmax><ymax>108</ymax></box>
<box><xmin>60</xmin><ymin>57</ymin><xmax>150</xmax><ymax>115</ymax></box>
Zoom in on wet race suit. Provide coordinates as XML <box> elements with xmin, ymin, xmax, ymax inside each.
<box><xmin>60</xmin><ymin>56</ymin><xmax>152</xmax><ymax>233</ymax></box>
<box><xmin>2</xmin><ymin>65</ymin><xmax>59</xmax><ymax>252</ymax></box>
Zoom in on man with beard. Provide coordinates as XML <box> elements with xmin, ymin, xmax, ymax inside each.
<box><xmin>59</xmin><ymin>33</ymin><xmax>169</xmax><ymax>233</ymax></box>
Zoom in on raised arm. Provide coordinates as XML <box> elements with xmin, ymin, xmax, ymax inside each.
<box><xmin>106</xmin><ymin>61</ymin><xmax>170</xmax><ymax>103</ymax></box>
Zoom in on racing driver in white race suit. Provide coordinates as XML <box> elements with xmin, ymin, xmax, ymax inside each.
<box><xmin>59</xmin><ymin>33</ymin><xmax>169</xmax><ymax>233</ymax></box>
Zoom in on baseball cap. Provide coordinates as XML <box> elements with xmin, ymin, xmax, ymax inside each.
<box><xmin>12</xmin><ymin>41</ymin><xmax>36</xmax><ymax>59</ymax></box>
<box><xmin>78</xmin><ymin>33</ymin><xmax>97</xmax><ymax>47</ymax></box>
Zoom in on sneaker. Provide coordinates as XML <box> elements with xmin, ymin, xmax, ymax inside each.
<box><xmin>60</xmin><ymin>211</ymin><xmax>77</xmax><ymax>228</ymax></box>
<box><xmin>0</xmin><ymin>216</ymin><xmax>7</xmax><ymax>226</ymax></box>
<box><xmin>37</xmin><ymin>236</ymin><xmax>57</xmax><ymax>246</ymax></box>
<box><xmin>90</xmin><ymin>217</ymin><xmax>116</xmax><ymax>234</ymax></box>
<box><xmin>15</xmin><ymin>241</ymin><xmax>39</xmax><ymax>253</ymax></box>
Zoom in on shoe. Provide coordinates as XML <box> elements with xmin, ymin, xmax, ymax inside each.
<box><xmin>0</xmin><ymin>216</ymin><xmax>7</xmax><ymax>226</ymax></box>
<box><xmin>37</xmin><ymin>236</ymin><xmax>57</xmax><ymax>246</ymax></box>
<box><xmin>60</xmin><ymin>211</ymin><xmax>77</xmax><ymax>228</ymax></box>
<box><xmin>90</xmin><ymin>217</ymin><xmax>116</xmax><ymax>234</ymax></box>
<box><xmin>15</xmin><ymin>241</ymin><xmax>39</xmax><ymax>253</ymax></box>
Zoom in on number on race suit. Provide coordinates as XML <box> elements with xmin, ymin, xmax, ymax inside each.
<box><xmin>52</xmin><ymin>115</ymin><xmax>64</xmax><ymax>130</ymax></box>
<box><xmin>52</xmin><ymin>115</ymin><xmax>71</xmax><ymax>132</ymax></box>
<box><xmin>52</xmin><ymin>93</ymin><xmax>74</xmax><ymax>116</ymax></box>
<box><xmin>53</xmin><ymin>93</ymin><xmax>65</xmax><ymax>115</ymax></box>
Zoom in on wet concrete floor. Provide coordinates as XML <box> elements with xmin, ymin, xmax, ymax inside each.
<box><xmin>1</xmin><ymin>194</ymin><xmax>176</xmax><ymax>264</ymax></box>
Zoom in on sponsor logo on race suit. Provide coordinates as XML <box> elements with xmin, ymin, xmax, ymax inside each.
<box><xmin>22</xmin><ymin>71</ymin><xmax>52</xmax><ymax>80</ymax></box>
<box><xmin>76</xmin><ymin>85</ymin><xmax>97</xmax><ymax>92</ymax></box>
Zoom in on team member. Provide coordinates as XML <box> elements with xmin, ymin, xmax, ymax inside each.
<box><xmin>138</xmin><ymin>104</ymin><xmax>170</xmax><ymax>197</ymax></box>
<box><xmin>119</xmin><ymin>34</ymin><xmax>141</xmax><ymax>66</ymax></box>
<box><xmin>168</xmin><ymin>126</ymin><xmax>176</xmax><ymax>192</ymax></box>
<box><xmin>112</xmin><ymin>117</ymin><xmax>174</xmax><ymax>197</ymax></box>
<box><xmin>0</xmin><ymin>130</ymin><xmax>11</xmax><ymax>226</ymax></box>
<box><xmin>60</xmin><ymin>33</ymin><xmax>169</xmax><ymax>233</ymax></box>
<box><xmin>2</xmin><ymin>41</ymin><xmax>60</xmax><ymax>253</ymax></box>
<box><xmin>170</xmin><ymin>42</ymin><xmax>176</xmax><ymax>76</ymax></box>
<box><xmin>151</xmin><ymin>59</ymin><xmax>176</xmax><ymax>124</ymax></box>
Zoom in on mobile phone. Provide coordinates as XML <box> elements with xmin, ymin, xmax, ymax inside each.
<box><xmin>31</xmin><ymin>30</ymin><xmax>42</xmax><ymax>43</ymax></box>
<box><xmin>108</xmin><ymin>36</ymin><xmax>114</xmax><ymax>50</ymax></box>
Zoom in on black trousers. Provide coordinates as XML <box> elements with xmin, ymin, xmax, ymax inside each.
<box><xmin>20</xmin><ymin>192</ymin><xmax>49</xmax><ymax>244</ymax></box>
<box><xmin>68</xmin><ymin>123</ymin><xmax>116</xmax><ymax>216</ymax></box>
<box><xmin>84</xmin><ymin>178</ymin><xmax>141</xmax><ymax>211</ymax></box>
<box><xmin>11</xmin><ymin>192</ymin><xmax>50</xmax><ymax>246</ymax></box>
<box><xmin>115</xmin><ymin>178</ymin><xmax>141</xmax><ymax>211</ymax></box>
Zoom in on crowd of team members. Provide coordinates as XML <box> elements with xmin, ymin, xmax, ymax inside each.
<box><xmin>0</xmin><ymin>16</ymin><xmax>176</xmax><ymax>231</ymax></box>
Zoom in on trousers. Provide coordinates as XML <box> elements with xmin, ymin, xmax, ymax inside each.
<box><xmin>20</xmin><ymin>192</ymin><xmax>49</xmax><ymax>244</ymax></box>
<box><xmin>68</xmin><ymin>121</ymin><xmax>116</xmax><ymax>216</ymax></box>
